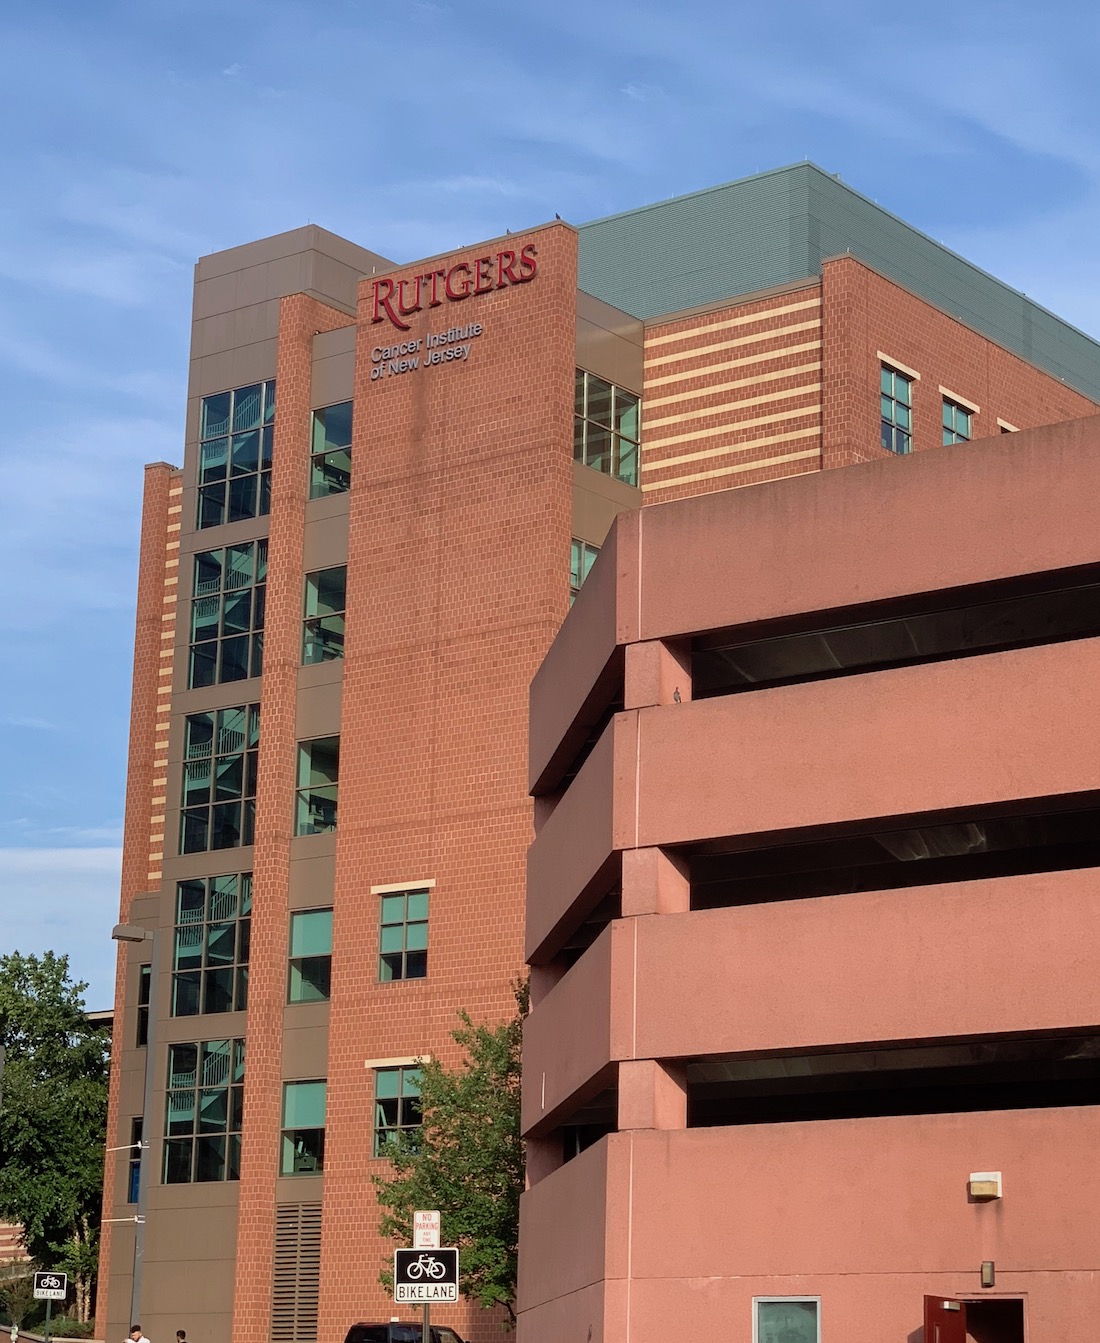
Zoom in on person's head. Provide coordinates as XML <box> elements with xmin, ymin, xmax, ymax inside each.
<box><xmin>176</xmin><ymin>1333</ymin><xmax>186</xmax><ymax>1341</ymax></box>
<box><xmin>129</xmin><ymin>1327</ymin><xmax>143</xmax><ymax>1340</ymax></box>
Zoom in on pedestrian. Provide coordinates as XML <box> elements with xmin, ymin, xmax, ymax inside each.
<box><xmin>176</xmin><ymin>1332</ymin><xmax>186</xmax><ymax>1343</ymax></box>
<box><xmin>127</xmin><ymin>1325</ymin><xmax>150</xmax><ymax>1343</ymax></box>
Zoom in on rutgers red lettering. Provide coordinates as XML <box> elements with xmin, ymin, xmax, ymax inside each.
<box><xmin>370</xmin><ymin>244</ymin><xmax>541</xmax><ymax>330</ymax></box>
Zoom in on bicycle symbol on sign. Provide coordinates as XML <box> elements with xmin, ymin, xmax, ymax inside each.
<box><xmin>39</xmin><ymin>1277</ymin><xmax>62</xmax><ymax>1290</ymax></box>
<box><xmin>405</xmin><ymin>1254</ymin><xmax>447</xmax><ymax>1281</ymax></box>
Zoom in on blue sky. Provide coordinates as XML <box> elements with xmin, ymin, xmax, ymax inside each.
<box><xmin>3</xmin><ymin>0</ymin><xmax>1100</xmax><ymax>1008</ymax></box>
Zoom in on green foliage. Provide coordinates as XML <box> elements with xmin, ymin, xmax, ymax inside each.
<box><xmin>374</xmin><ymin>984</ymin><xmax>527</xmax><ymax>1324</ymax></box>
<box><xmin>0</xmin><ymin>1266</ymin><xmax>36</xmax><ymax>1327</ymax></box>
<box><xmin>0</xmin><ymin>952</ymin><xmax>109</xmax><ymax>1321</ymax></box>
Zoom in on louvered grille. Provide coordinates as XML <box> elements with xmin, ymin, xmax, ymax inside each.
<box><xmin>272</xmin><ymin>1203</ymin><xmax>322</xmax><ymax>1343</ymax></box>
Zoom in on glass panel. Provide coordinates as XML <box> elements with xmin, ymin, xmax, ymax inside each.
<box><xmin>306</xmin><ymin>567</ymin><xmax>347</xmax><ymax>618</ymax></box>
<box><xmin>405</xmin><ymin>921</ymin><xmax>428</xmax><ymax>952</ymax></box>
<box><xmin>172</xmin><ymin>973</ymin><xmax>201</xmax><ymax>1016</ymax></box>
<box><xmin>380</xmin><ymin>925</ymin><xmax>404</xmax><ymax>955</ymax></box>
<box><xmin>168</xmin><ymin>1044</ymin><xmax>198</xmax><ymax>1088</ymax></box>
<box><xmin>181</xmin><ymin>809</ymin><xmax>209</xmax><ymax>854</ymax></box>
<box><xmin>573</xmin><ymin>417</ymin><xmax>586</xmax><ymax>463</ymax></box>
<box><xmin>375</xmin><ymin>1068</ymin><xmax>400</xmax><ymax>1099</ymax></box>
<box><xmin>755</xmin><ymin>1300</ymin><xmax>818</xmax><ymax>1343</ymax></box>
<box><xmin>880</xmin><ymin>367</ymin><xmax>892</xmax><ymax>395</ymax></box>
<box><xmin>186</xmin><ymin>713</ymin><xmax>215</xmax><ymax>758</ymax></box>
<box><xmin>586</xmin><ymin>423</ymin><xmax>612</xmax><ymax>474</ymax></box>
<box><xmin>198</xmin><ymin>484</ymin><xmax>226</xmax><ymax>528</ymax></box>
<box><xmin>204</xmin><ymin>967</ymin><xmax>234</xmax><ymax>1014</ymax></box>
<box><xmin>299</xmin><ymin>736</ymin><xmax>340</xmax><ymax>787</ymax></box>
<box><xmin>379</xmin><ymin>953</ymin><xmax>401</xmax><ymax>982</ymax></box>
<box><xmin>297</xmin><ymin>787</ymin><xmax>338</xmax><ymax>834</ymax></box>
<box><xmin>177</xmin><ymin>878</ymin><xmax>206</xmax><ymax>922</ymax></box>
<box><xmin>613</xmin><ymin>389</ymin><xmax>639</xmax><ymax>441</ymax></box>
<box><xmin>195</xmin><ymin>1135</ymin><xmax>227</xmax><ymax>1182</ymax></box>
<box><xmin>896</xmin><ymin>376</ymin><xmax>911</xmax><ymax>406</ymax></box>
<box><xmin>228</xmin><ymin>474</ymin><xmax>257</xmax><ymax>523</ymax></box>
<box><xmin>174</xmin><ymin>925</ymin><xmax>203</xmax><ymax>971</ymax></box>
<box><xmin>225</xmin><ymin>544</ymin><xmax>254</xmax><ymax>589</ymax></box>
<box><xmin>586</xmin><ymin>376</ymin><xmax>612</xmax><ymax>426</ymax></box>
<box><xmin>219</xmin><ymin>636</ymin><xmax>250</xmax><ymax>683</ymax></box>
<box><xmin>202</xmin><ymin>392</ymin><xmax>232</xmax><ymax>440</ymax></box>
<box><xmin>199</xmin><ymin>437</ymin><xmax>228</xmax><ymax>484</ymax></box>
<box><xmin>574</xmin><ymin>368</ymin><xmax>586</xmax><ymax>417</ymax></box>
<box><xmin>283</xmin><ymin>1081</ymin><xmax>327</xmax><ymax>1128</ymax></box>
<box><xmin>231</xmin><ymin>430</ymin><xmax>260</xmax><ymax>476</ymax></box>
<box><xmin>232</xmin><ymin>384</ymin><xmax>262</xmax><ymax>432</ymax></box>
<box><xmin>404</xmin><ymin>949</ymin><xmax>427</xmax><ymax>979</ymax></box>
<box><xmin>281</xmin><ymin>1128</ymin><xmax>325</xmax><ymax>1175</ymax></box>
<box><xmin>290</xmin><ymin>909</ymin><xmax>334</xmax><ymax>958</ymax></box>
<box><xmin>310</xmin><ymin>447</ymin><xmax>352</xmax><ymax>498</ymax></box>
<box><xmin>198</xmin><ymin>1087</ymin><xmax>229</xmax><ymax>1133</ymax></box>
<box><xmin>406</xmin><ymin>890</ymin><xmax>429</xmax><ymax>921</ymax></box>
<box><xmin>288</xmin><ymin>956</ymin><xmax>331</xmax><ymax>1003</ymax></box>
<box><xmin>263</xmin><ymin>380</ymin><xmax>276</xmax><ymax>424</ymax></box>
<box><xmin>211</xmin><ymin>802</ymin><xmax>242</xmax><ymax>849</ymax></box>
<box><xmin>163</xmin><ymin>1138</ymin><xmax>192</xmax><ymax>1184</ymax></box>
<box><xmin>166</xmin><ymin>1091</ymin><xmax>195</xmax><ymax>1136</ymax></box>
<box><xmin>616</xmin><ymin>435</ymin><xmax>638</xmax><ymax>487</ymax></box>
<box><xmin>228</xmin><ymin>1132</ymin><xmax>242</xmax><ymax>1181</ymax></box>
<box><xmin>194</xmin><ymin>550</ymin><xmax>223</xmax><ymax>596</ymax></box>
<box><xmin>380</xmin><ymin>894</ymin><xmax>405</xmax><ymax>924</ymax></box>
<box><xmin>313</xmin><ymin>401</ymin><xmax>353</xmax><ymax>452</ymax></box>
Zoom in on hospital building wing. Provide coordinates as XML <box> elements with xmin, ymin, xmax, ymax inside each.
<box><xmin>99</xmin><ymin>163</ymin><xmax>1100</xmax><ymax>1343</ymax></box>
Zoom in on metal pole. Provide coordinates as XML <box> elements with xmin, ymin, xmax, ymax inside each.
<box><xmin>43</xmin><ymin>1300</ymin><xmax>51</xmax><ymax>1343</ymax></box>
<box><xmin>131</xmin><ymin>928</ymin><xmax>160</xmax><ymax>1326</ymax></box>
<box><xmin>421</xmin><ymin>1303</ymin><xmax>430</xmax><ymax>1343</ymax></box>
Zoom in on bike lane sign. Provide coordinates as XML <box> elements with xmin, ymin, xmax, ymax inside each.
<box><xmin>393</xmin><ymin>1248</ymin><xmax>459</xmax><ymax>1303</ymax></box>
<box><xmin>33</xmin><ymin>1273</ymin><xmax>68</xmax><ymax>1302</ymax></box>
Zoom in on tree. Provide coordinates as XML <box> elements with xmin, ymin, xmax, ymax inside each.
<box><xmin>374</xmin><ymin>985</ymin><xmax>527</xmax><ymax>1325</ymax></box>
<box><xmin>0</xmin><ymin>1264</ymin><xmax>36</xmax><ymax>1328</ymax></box>
<box><xmin>0</xmin><ymin>952</ymin><xmax>109</xmax><ymax>1323</ymax></box>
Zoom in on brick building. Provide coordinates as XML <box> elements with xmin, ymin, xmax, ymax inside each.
<box><xmin>99</xmin><ymin>164</ymin><xmax>1100</xmax><ymax>1343</ymax></box>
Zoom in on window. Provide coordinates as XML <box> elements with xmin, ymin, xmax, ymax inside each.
<box><xmin>188</xmin><ymin>540</ymin><xmax>267</xmax><ymax>688</ymax></box>
<box><xmin>288</xmin><ymin>909</ymin><xmax>333</xmax><ymax>1003</ymax></box>
<box><xmin>295</xmin><ymin>736</ymin><xmax>340</xmax><ymax>835</ymax></box>
<box><xmin>171</xmin><ymin>874</ymin><xmax>251</xmax><ymax>1016</ymax></box>
<box><xmin>379</xmin><ymin>889</ymin><xmax>428</xmax><ymax>982</ymax></box>
<box><xmin>302</xmin><ymin>567</ymin><xmax>347</xmax><ymax>664</ymax></box>
<box><xmin>754</xmin><ymin>1298</ymin><xmax>820</xmax><ymax>1343</ymax></box>
<box><xmin>570</xmin><ymin>539</ymin><xmax>599</xmax><ymax>605</ymax></box>
<box><xmin>574</xmin><ymin>369</ymin><xmax>640</xmax><ymax>486</ymax></box>
<box><xmin>136</xmin><ymin>964</ymin><xmax>150</xmax><ymax>1047</ymax></box>
<box><xmin>880</xmin><ymin>365</ymin><xmax>912</xmax><ymax>454</ymax></box>
<box><xmin>163</xmin><ymin>1038</ymin><xmax>244</xmax><ymax>1183</ymax></box>
<box><xmin>373</xmin><ymin>1065</ymin><xmax>422</xmax><ymax>1155</ymax></box>
<box><xmin>127</xmin><ymin>1117</ymin><xmax>143</xmax><ymax>1203</ymax></box>
<box><xmin>310</xmin><ymin>401</ymin><xmax>353</xmax><ymax>498</ymax></box>
<box><xmin>281</xmin><ymin>1081</ymin><xmax>326</xmax><ymax>1174</ymax></box>
<box><xmin>197</xmin><ymin>380</ymin><xmax>275</xmax><ymax>528</ymax></box>
<box><xmin>180</xmin><ymin>705</ymin><xmax>260</xmax><ymax>853</ymax></box>
<box><xmin>943</xmin><ymin>398</ymin><xmax>972</xmax><ymax>445</ymax></box>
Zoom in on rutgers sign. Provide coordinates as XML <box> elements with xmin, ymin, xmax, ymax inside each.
<box><xmin>371</xmin><ymin>243</ymin><xmax>538</xmax><ymax>332</ymax></box>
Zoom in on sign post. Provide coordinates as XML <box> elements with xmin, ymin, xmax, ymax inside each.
<box><xmin>32</xmin><ymin>1273</ymin><xmax>67</xmax><ymax>1343</ymax></box>
<box><xmin>411</xmin><ymin>1212</ymin><xmax>441</xmax><ymax>1342</ymax></box>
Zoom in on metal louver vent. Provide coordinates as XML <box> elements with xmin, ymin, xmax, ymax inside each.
<box><xmin>272</xmin><ymin>1203</ymin><xmax>322</xmax><ymax>1343</ymax></box>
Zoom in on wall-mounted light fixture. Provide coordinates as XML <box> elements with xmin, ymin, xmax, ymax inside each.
<box><xmin>969</xmin><ymin>1170</ymin><xmax>1003</xmax><ymax>1200</ymax></box>
<box><xmin>981</xmin><ymin>1261</ymin><xmax>996</xmax><ymax>1288</ymax></box>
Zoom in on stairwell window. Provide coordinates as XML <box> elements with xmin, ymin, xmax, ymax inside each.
<box><xmin>754</xmin><ymin>1297</ymin><xmax>820</xmax><ymax>1343</ymax></box>
<box><xmin>171</xmin><ymin>873</ymin><xmax>251</xmax><ymax>1016</ymax></box>
<box><xmin>163</xmin><ymin>1038</ymin><xmax>245</xmax><ymax>1183</ymax></box>
<box><xmin>197</xmin><ymin>381</ymin><xmax>275</xmax><ymax>528</ymax></box>
<box><xmin>188</xmin><ymin>540</ymin><xmax>267</xmax><ymax>688</ymax></box>
<box><xmin>880</xmin><ymin>364</ymin><xmax>913</xmax><ymax>454</ymax></box>
<box><xmin>180</xmin><ymin>705</ymin><xmax>260</xmax><ymax>854</ymax></box>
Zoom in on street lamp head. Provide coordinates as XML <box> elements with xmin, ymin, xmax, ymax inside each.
<box><xmin>112</xmin><ymin>924</ymin><xmax>153</xmax><ymax>944</ymax></box>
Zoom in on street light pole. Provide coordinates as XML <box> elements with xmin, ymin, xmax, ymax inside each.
<box><xmin>112</xmin><ymin>922</ymin><xmax>161</xmax><ymax>1328</ymax></box>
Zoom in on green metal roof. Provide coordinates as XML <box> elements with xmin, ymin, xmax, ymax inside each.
<box><xmin>577</xmin><ymin>163</ymin><xmax>1100</xmax><ymax>402</ymax></box>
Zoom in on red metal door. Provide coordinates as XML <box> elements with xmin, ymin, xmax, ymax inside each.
<box><xmin>924</xmin><ymin>1295</ymin><xmax>967</xmax><ymax>1343</ymax></box>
